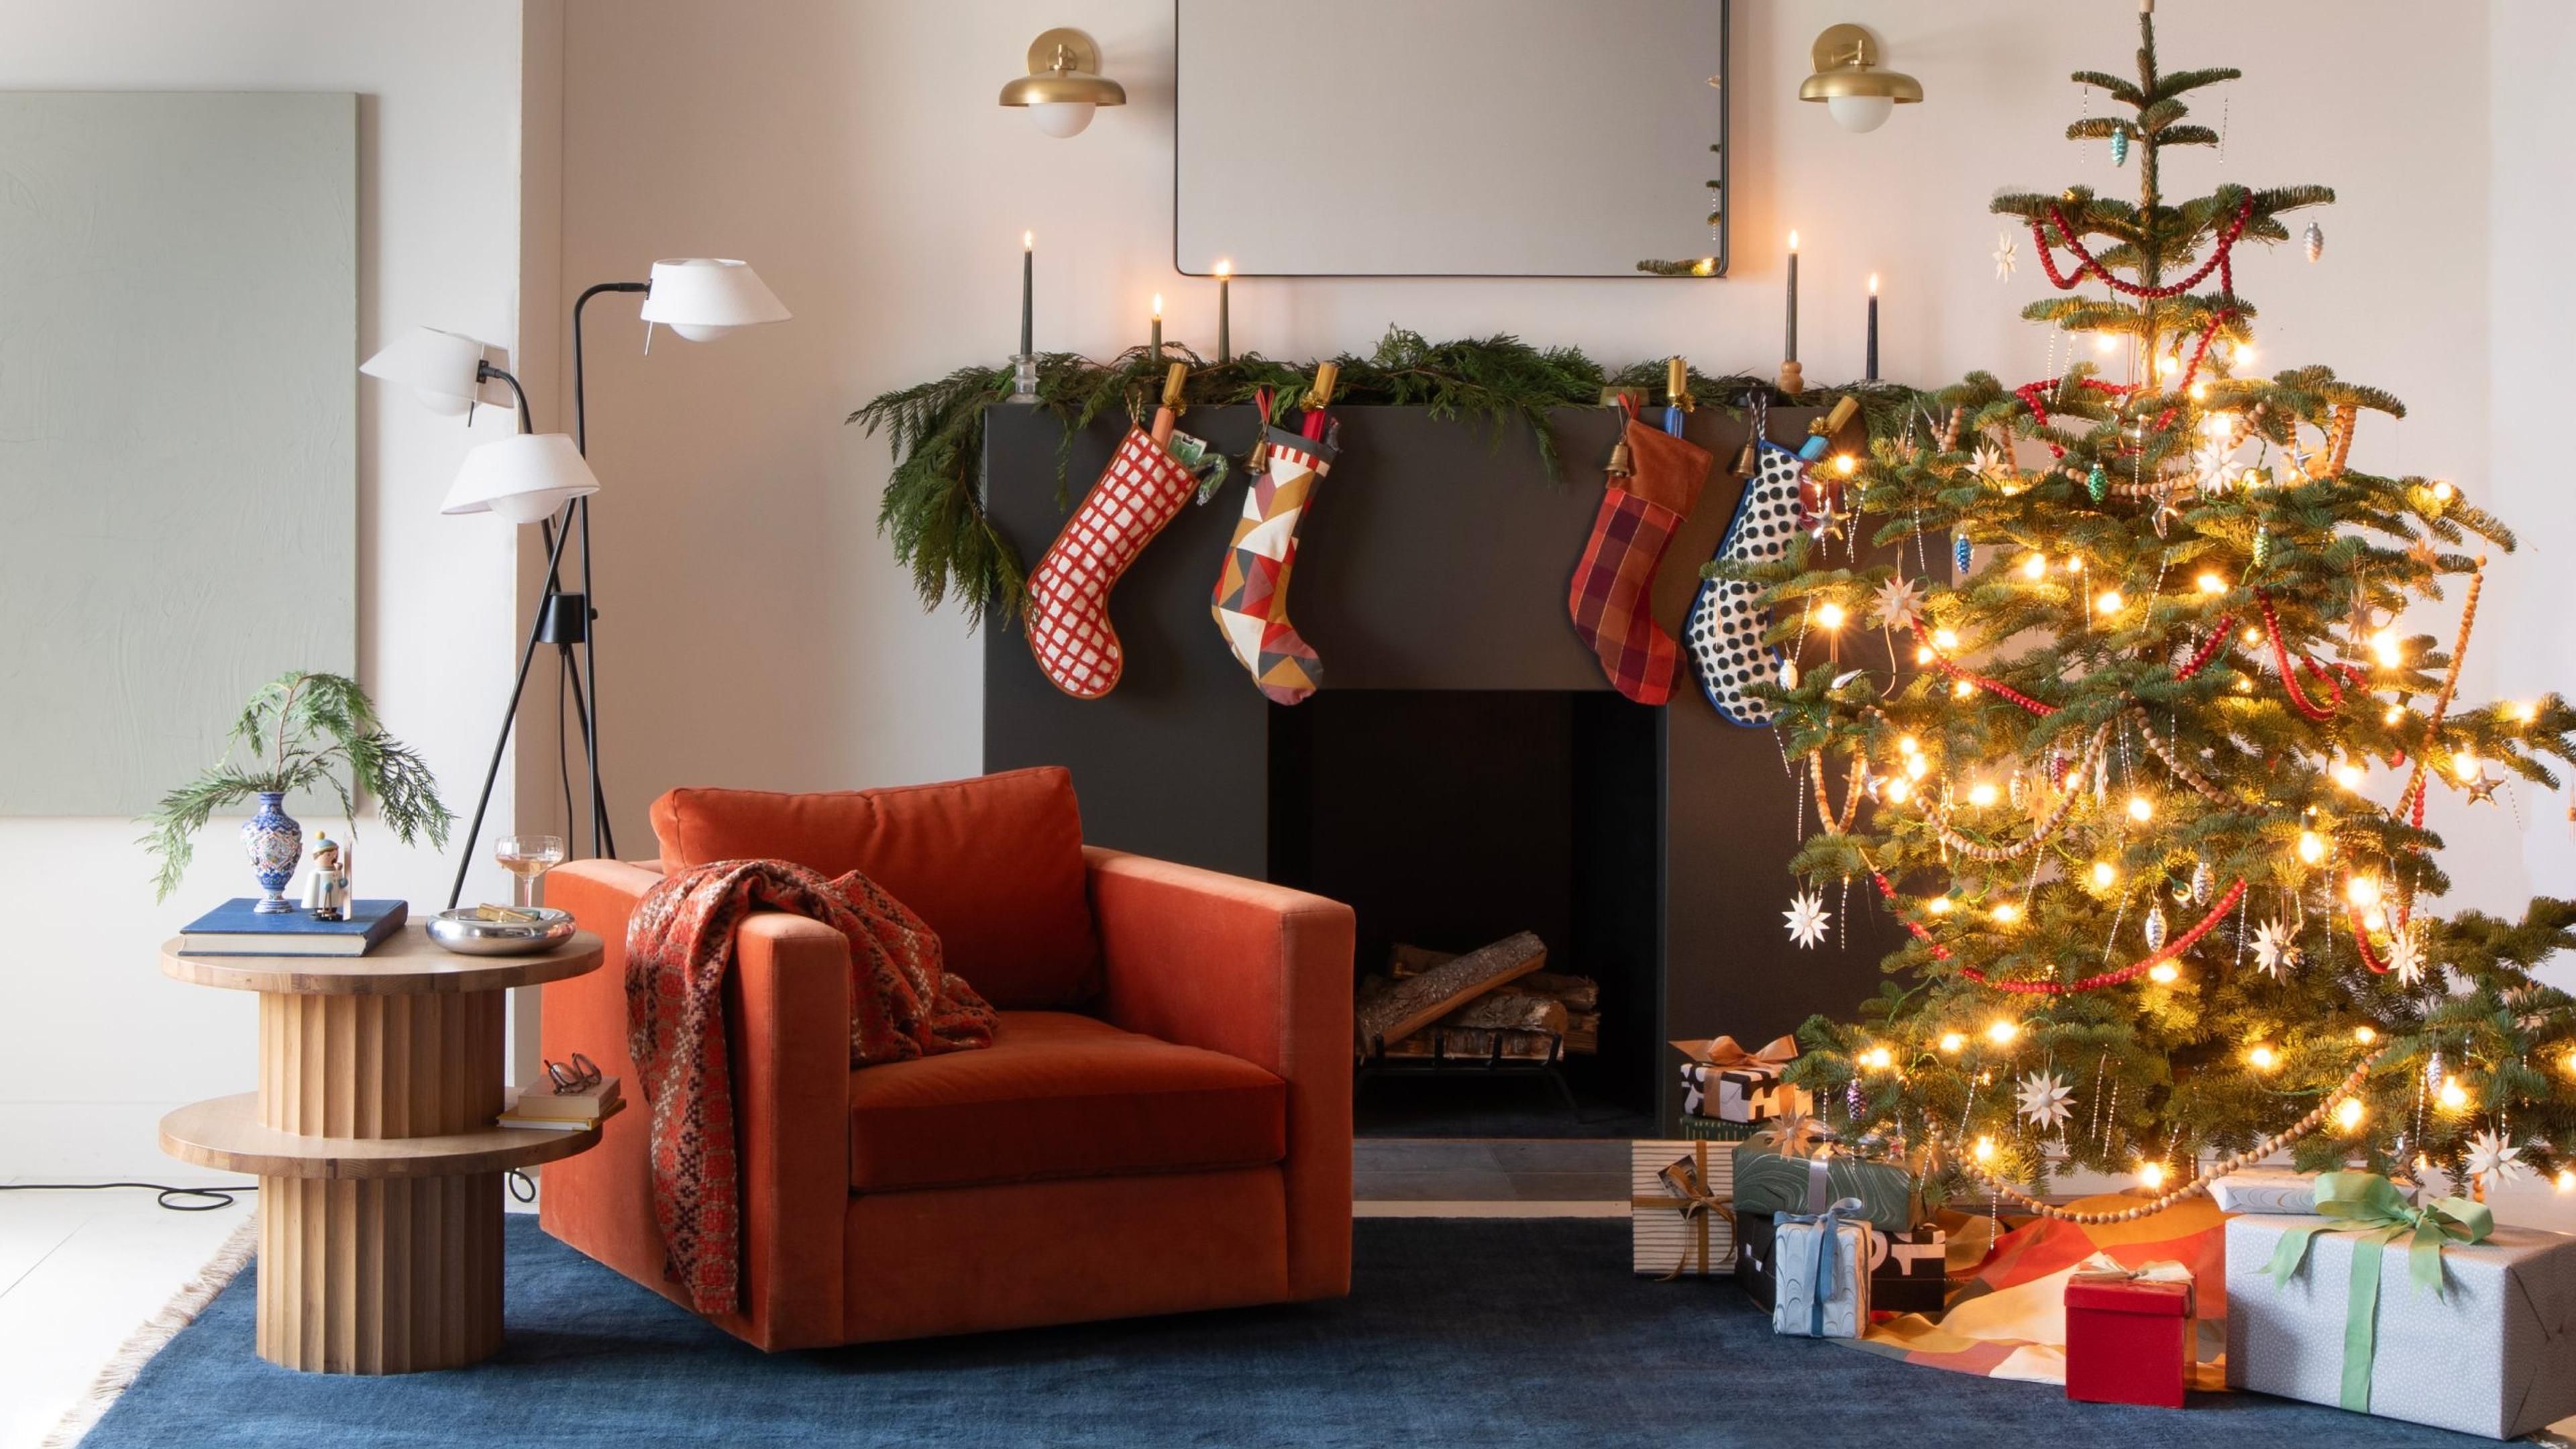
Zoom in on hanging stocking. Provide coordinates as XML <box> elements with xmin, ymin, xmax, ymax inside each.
<box><xmin>1682</xmin><ymin>429</ymin><xmax>1807</xmax><ymax>726</ymax></box>
<box><xmin>1212</xmin><ymin>396</ymin><xmax>1335</xmax><ymax>704</ymax></box>
<box><xmin>1024</xmin><ymin>427</ymin><xmax>1202</xmax><ymax>700</ymax></box>
<box><xmin>1566</xmin><ymin>398</ymin><xmax>1712</xmax><ymax>705</ymax></box>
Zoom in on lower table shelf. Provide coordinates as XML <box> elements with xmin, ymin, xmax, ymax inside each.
<box><xmin>160</xmin><ymin>1093</ymin><xmax>606</xmax><ymax>1179</ymax></box>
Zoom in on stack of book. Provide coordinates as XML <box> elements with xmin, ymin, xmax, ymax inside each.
<box><xmin>496</xmin><ymin>1077</ymin><xmax>623</xmax><ymax>1132</ymax></box>
<box><xmin>176</xmin><ymin>899</ymin><xmax>409</xmax><ymax>956</ymax></box>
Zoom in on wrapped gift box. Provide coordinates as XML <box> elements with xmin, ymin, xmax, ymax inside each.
<box><xmin>1733</xmin><ymin>1143</ymin><xmax>1921</xmax><ymax>1235</ymax></box>
<box><xmin>1629</xmin><ymin>1140</ymin><xmax>1736</xmax><ymax>1277</ymax></box>
<box><xmin>1678</xmin><ymin>1114</ymin><xmax>1756</xmax><ymax>1142</ymax></box>
<box><xmin>2226</xmin><ymin>1213</ymin><xmax>2576</xmax><ymax>1438</ymax></box>
<box><xmin>2065</xmin><ymin>1258</ymin><xmax>2195</xmax><ymax>1408</ymax></box>
<box><xmin>1738</xmin><ymin>1211</ymin><xmax>1948</xmax><ymax>1315</ymax></box>
<box><xmin>1772</xmin><ymin>1208</ymin><xmax>1872</xmax><ymax>1338</ymax></box>
<box><xmin>2210</xmin><ymin>1167</ymin><xmax>2421</xmax><ymax>1214</ymax></box>
<box><xmin>1672</xmin><ymin>1036</ymin><xmax>1811</xmax><ymax>1124</ymax></box>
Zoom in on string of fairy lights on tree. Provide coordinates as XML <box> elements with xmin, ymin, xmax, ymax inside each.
<box><xmin>1725</xmin><ymin>3</ymin><xmax>2576</xmax><ymax>1217</ymax></box>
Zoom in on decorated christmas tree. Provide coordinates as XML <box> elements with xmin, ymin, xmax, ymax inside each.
<box><xmin>1755</xmin><ymin>6</ymin><xmax>2576</xmax><ymax>1214</ymax></box>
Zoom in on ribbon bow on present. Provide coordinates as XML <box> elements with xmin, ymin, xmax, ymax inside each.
<box><xmin>2070</xmin><ymin>1251</ymin><xmax>2195</xmax><ymax>1311</ymax></box>
<box><xmin>2262</xmin><ymin>1170</ymin><xmax>2493</xmax><ymax>1413</ymax></box>
<box><xmin>1704</xmin><ymin>1034</ymin><xmax>1799</xmax><ymax>1073</ymax></box>
<box><xmin>1780</xmin><ymin>1195</ymin><xmax>1868</xmax><ymax>1336</ymax></box>
<box><xmin>1634</xmin><ymin>1144</ymin><xmax>1737</xmax><ymax>1283</ymax></box>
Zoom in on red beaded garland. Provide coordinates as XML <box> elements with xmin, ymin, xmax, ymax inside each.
<box><xmin>1910</xmin><ymin>622</ymin><xmax>2059</xmax><ymax>718</ymax></box>
<box><xmin>1870</xmin><ymin>869</ymin><xmax>2247</xmax><ymax>994</ymax></box>
<box><xmin>2033</xmin><ymin>199</ymin><xmax>2253</xmax><ymax>300</ymax></box>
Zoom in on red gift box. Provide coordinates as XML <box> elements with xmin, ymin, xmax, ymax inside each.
<box><xmin>2064</xmin><ymin>1275</ymin><xmax>2194</xmax><ymax>1408</ymax></box>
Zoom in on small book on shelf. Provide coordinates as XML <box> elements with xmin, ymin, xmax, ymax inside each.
<box><xmin>176</xmin><ymin>899</ymin><xmax>409</xmax><ymax>957</ymax></box>
<box><xmin>496</xmin><ymin>1078</ymin><xmax>623</xmax><ymax>1131</ymax></box>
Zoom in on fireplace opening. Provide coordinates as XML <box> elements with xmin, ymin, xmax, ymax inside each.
<box><xmin>1267</xmin><ymin>690</ymin><xmax>1661</xmax><ymax>1137</ymax></box>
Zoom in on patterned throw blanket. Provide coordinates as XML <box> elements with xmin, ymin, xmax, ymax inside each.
<box><xmin>627</xmin><ymin>859</ymin><xmax>997</xmax><ymax>1313</ymax></box>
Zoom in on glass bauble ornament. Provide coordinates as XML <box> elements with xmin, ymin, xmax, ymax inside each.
<box><xmin>2087</xmin><ymin>463</ymin><xmax>2109</xmax><ymax>504</ymax></box>
<box><xmin>2110</xmin><ymin>129</ymin><xmax>2131</xmax><ymax>166</ymax></box>
<box><xmin>2144</xmin><ymin>904</ymin><xmax>2168</xmax><ymax>953</ymax></box>
<box><xmin>2303</xmin><ymin>221</ymin><xmax>2324</xmax><ymax>262</ymax></box>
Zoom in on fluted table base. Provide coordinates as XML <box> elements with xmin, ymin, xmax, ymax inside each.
<box><xmin>257</xmin><ymin>1174</ymin><xmax>504</xmax><ymax>1374</ymax></box>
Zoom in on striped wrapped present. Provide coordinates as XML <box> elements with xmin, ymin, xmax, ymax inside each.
<box><xmin>1630</xmin><ymin>1140</ymin><xmax>1737</xmax><ymax>1278</ymax></box>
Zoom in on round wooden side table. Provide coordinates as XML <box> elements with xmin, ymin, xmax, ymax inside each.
<box><xmin>158</xmin><ymin>926</ymin><xmax>606</xmax><ymax>1374</ymax></box>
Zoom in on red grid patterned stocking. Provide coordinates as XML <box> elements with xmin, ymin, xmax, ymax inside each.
<box><xmin>1024</xmin><ymin>427</ymin><xmax>1202</xmax><ymax>699</ymax></box>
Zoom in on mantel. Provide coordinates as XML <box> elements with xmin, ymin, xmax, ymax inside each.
<box><xmin>979</xmin><ymin>402</ymin><xmax>1900</xmax><ymax>1126</ymax></box>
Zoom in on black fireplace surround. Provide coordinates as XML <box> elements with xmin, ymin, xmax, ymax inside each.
<box><xmin>981</xmin><ymin>404</ymin><xmax>1900</xmax><ymax>1127</ymax></box>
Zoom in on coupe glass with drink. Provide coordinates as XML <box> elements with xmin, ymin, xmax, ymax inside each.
<box><xmin>496</xmin><ymin>834</ymin><xmax>567</xmax><ymax>910</ymax></box>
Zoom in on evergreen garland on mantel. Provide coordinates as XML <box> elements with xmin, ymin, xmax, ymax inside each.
<box><xmin>849</xmin><ymin>326</ymin><xmax>1915</xmax><ymax>630</ymax></box>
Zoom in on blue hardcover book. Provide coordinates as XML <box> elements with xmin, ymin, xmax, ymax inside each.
<box><xmin>176</xmin><ymin>899</ymin><xmax>409</xmax><ymax>957</ymax></box>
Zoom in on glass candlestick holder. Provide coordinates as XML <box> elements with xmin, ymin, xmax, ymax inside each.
<box><xmin>1008</xmin><ymin>353</ymin><xmax>1040</xmax><ymax>402</ymax></box>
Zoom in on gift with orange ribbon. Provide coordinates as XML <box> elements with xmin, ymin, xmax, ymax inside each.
<box><xmin>1674</xmin><ymin>1033</ymin><xmax>1811</xmax><ymax>1124</ymax></box>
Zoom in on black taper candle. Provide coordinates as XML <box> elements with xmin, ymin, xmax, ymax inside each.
<box><xmin>1866</xmin><ymin>277</ymin><xmax>1880</xmax><ymax>382</ymax></box>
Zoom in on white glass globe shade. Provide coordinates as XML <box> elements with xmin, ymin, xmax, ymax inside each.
<box><xmin>1030</xmin><ymin>101</ymin><xmax>1096</xmax><ymax>138</ymax></box>
<box><xmin>1828</xmin><ymin>95</ymin><xmax>1894</xmax><ymax>133</ymax></box>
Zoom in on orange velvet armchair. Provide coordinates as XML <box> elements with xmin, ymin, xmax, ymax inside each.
<box><xmin>536</xmin><ymin>767</ymin><xmax>1355</xmax><ymax>1348</ymax></box>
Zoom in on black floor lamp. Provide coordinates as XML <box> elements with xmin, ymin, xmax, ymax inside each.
<box><xmin>360</xmin><ymin>259</ymin><xmax>788</xmax><ymax>908</ymax></box>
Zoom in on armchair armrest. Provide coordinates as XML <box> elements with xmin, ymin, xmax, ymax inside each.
<box><xmin>539</xmin><ymin>859</ymin><xmax>853</xmax><ymax>1349</ymax></box>
<box><xmin>1086</xmin><ymin>846</ymin><xmax>1354</xmax><ymax>1299</ymax></box>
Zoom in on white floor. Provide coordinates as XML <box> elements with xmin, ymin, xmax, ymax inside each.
<box><xmin>0</xmin><ymin>1174</ymin><xmax>545</xmax><ymax>1449</ymax></box>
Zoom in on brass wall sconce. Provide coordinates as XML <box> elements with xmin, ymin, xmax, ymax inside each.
<box><xmin>998</xmin><ymin>28</ymin><xmax>1128</xmax><ymax>138</ymax></box>
<box><xmin>1799</xmin><ymin>24</ymin><xmax>1923</xmax><ymax>133</ymax></box>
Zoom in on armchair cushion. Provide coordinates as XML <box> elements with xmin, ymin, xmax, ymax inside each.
<box><xmin>650</xmin><ymin>766</ymin><xmax>1099</xmax><ymax>1008</ymax></box>
<box><xmin>847</xmin><ymin>1011</ymin><xmax>1285</xmax><ymax>1193</ymax></box>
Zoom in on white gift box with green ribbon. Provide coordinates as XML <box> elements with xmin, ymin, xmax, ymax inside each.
<box><xmin>2224</xmin><ymin>1172</ymin><xmax>2576</xmax><ymax>1439</ymax></box>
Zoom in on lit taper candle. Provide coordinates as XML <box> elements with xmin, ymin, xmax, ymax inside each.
<box><xmin>1150</xmin><ymin>292</ymin><xmax>1163</xmax><ymax>360</ymax></box>
<box><xmin>1214</xmin><ymin>260</ymin><xmax>1232</xmax><ymax>365</ymax></box>
<box><xmin>1785</xmin><ymin>230</ymin><xmax>1800</xmax><ymax>363</ymax></box>
<box><xmin>1866</xmin><ymin>272</ymin><xmax>1880</xmax><ymax>382</ymax></box>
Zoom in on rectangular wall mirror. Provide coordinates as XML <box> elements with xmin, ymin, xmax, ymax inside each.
<box><xmin>0</xmin><ymin>93</ymin><xmax>355</xmax><ymax>814</ymax></box>
<box><xmin>1175</xmin><ymin>0</ymin><xmax>1729</xmax><ymax>278</ymax></box>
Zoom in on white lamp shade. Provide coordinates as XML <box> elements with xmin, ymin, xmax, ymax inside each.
<box><xmin>359</xmin><ymin>326</ymin><xmax>490</xmax><ymax>415</ymax></box>
<box><xmin>1827</xmin><ymin>95</ymin><xmax>1896</xmax><ymax>133</ymax></box>
<box><xmin>1029</xmin><ymin>101</ymin><xmax>1097</xmax><ymax>138</ymax></box>
<box><xmin>637</xmin><ymin>258</ymin><xmax>790</xmax><ymax>341</ymax></box>
<box><xmin>443</xmin><ymin>433</ymin><xmax>602</xmax><ymax>525</ymax></box>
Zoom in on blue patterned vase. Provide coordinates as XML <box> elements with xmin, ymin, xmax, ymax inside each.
<box><xmin>240</xmin><ymin>792</ymin><xmax>303</xmax><ymax>914</ymax></box>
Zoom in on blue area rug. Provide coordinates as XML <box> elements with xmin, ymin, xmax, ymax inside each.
<box><xmin>83</xmin><ymin>1215</ymin><xmax>2496</xmax><ymax>1447</ymax></box>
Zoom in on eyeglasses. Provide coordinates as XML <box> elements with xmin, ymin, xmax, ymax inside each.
<box><xmin>544</xmin><ymin>1052</ymin><xmax>602</xmax><ymax>1095</ymax></box>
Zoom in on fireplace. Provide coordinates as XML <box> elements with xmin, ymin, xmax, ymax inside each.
<box><xmin>981</xmin><ymin>404</ymin><xmax>1901</xmax><ymax>1134</ymax></box>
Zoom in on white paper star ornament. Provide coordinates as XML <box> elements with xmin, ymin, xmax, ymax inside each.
<box><xmin>1784</xmin><ymin>891</ymin><xmax>1831</xmax><ymax>949</ymax></box>
<box><xmin>2251</xmin><ymin>919</ymin><xmax>2301</xmax><ymax>981</ymax></box>
<box><xmin>2017</xmin><ymin>1070</ymin><xmax>2074</xmax><ymax>1130</ymax></box>
<box><xmin>2467</xmin><ymin>1129</ymin><xmax>2529</xmax><ymax>1185</ymax></box>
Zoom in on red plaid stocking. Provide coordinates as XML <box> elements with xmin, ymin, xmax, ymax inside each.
<box><xmin>1025</xmin><ymin>427</ymin><xmax>1203</xmax><ymax>699</ymax></box>
<box><xmin>1567</xmin><ymin>411</ymin><xmax>1712</xmax><ymax>704</ymax></box>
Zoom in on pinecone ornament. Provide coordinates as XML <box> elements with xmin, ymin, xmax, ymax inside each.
<box><xmin>2303</xmin><ymin>221</ymin><xmax>2324</xmax><ymax>262</ymax></box>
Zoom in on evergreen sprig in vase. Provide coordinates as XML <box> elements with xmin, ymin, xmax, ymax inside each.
<box><xmin>239</xmin><ymin>792</ymin><xmax>304</xmax><ymax>913</ymax></box>
<box><xmin>142</xmin><ymin>671</ymin><xmax>455</xmax><ymax>909</ymax></box>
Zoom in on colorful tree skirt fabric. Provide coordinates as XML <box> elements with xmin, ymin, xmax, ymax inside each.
<box><xmin>1839</xmin><ymin>1192</ymin><xmax>2229</xmax><ymax>1391</ymax></box>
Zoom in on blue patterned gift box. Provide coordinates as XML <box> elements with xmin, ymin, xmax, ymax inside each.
<box><xmin>1771</xmin><ymin>1199</ymin><xmax>1872</xmax><ymax>1338</ymax></box>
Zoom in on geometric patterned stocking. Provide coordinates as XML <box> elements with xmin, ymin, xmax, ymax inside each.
<box><xmin>1212</xmin><ymin>425</ymin><xmax>1334</xmax><ymax>704</ymax></box>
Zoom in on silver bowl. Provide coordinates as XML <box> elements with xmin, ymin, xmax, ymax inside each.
<box><xmin>427</xmin><ymin>906</ymin><xmax>578</xmax><ymax>956</ymax></box>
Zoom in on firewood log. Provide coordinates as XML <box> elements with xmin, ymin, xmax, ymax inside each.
<box><xmin>1352</xmin><ymin>931</ymin><xmax>1546</xmax><ymax>1050</ymax></box>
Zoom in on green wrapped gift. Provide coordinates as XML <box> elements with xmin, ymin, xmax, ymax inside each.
<box><xmin>1732</xmin><ymin>1142</ymin><xmax>1921</xmax><ymax>1234</ymax></box>
<box><xmin>1678</xmin><ymin>1115</ymin><xmax>1756</xmax><ymax>1142</ymax></box>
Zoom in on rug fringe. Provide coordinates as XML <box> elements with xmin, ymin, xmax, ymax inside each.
<box><xmin>42</xmin><ymin>1212</ymin><xmax>259</xmax><ymax>1449</ymax></box>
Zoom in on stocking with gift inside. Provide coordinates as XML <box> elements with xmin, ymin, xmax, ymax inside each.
<box><xmin>1566</xmin><ymin>400</ymin><xmax>1712</xmax><ymax>705</ymax></box>
<box><xmin>1212</xmin><ymin>400</ymin><xmax>1335</xmax><ymax>704</ymax></box>
<box><xmin>1682</xmin><ymin>438</ymin><xmax>1807</xmax><ymax>725</ymax></box>
<box><xmin>1024</xmin><ymin>426</ymin><xmax>1203</xmax><ymax>700</ymax></box>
